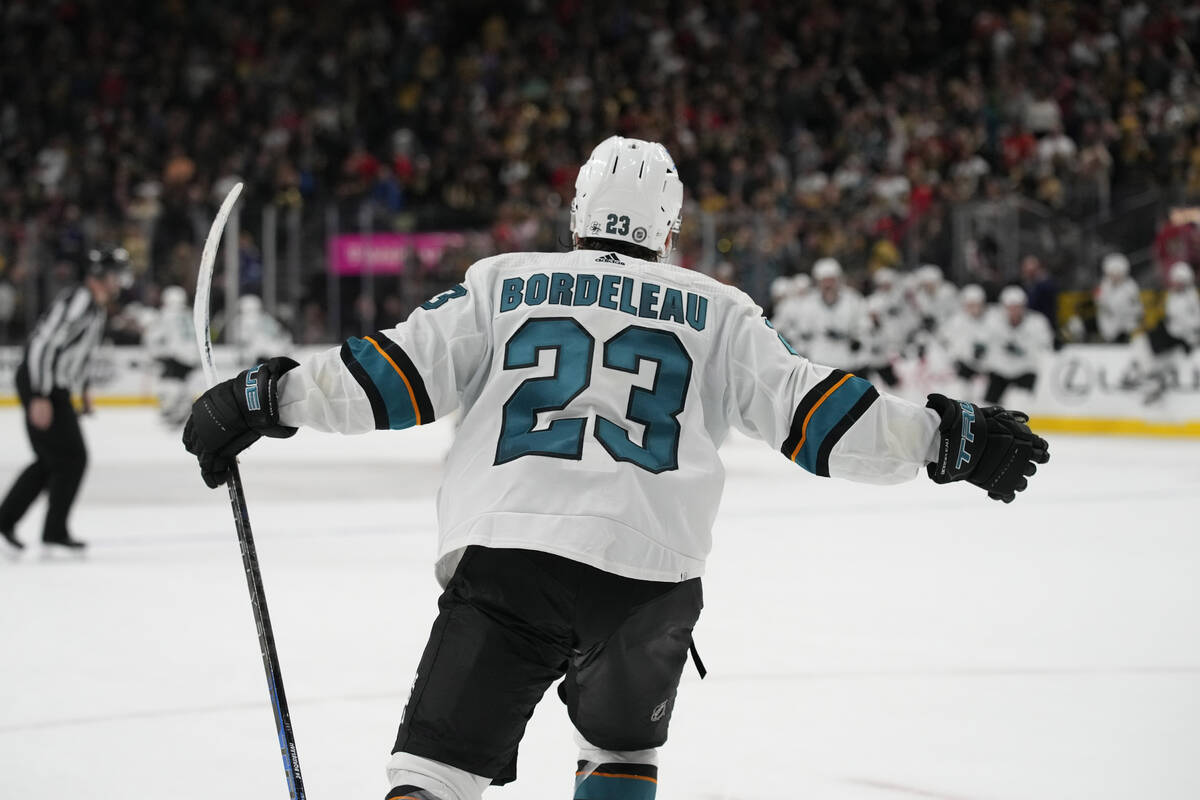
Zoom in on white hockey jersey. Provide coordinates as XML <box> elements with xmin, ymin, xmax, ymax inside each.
<box><xmin>985</xmin><ymin>311</ymin><xmax>1054</xmax><ymax>377</ymax></box>
<box><xmin>145</xmin><ymin>308</ymin><xmax>200</xmax><ymax>365</ymax></box>
<box><xmin>913</xmin><ymin>282</ymin><xmax>959</xmax><ymax>333</ymax></box>
<box><xmin>227</xmin><ymin>309</ymin><xmax>293</xmax><ymax>364</ymax></box>
<box><xmin>770</xmin><ymin>295</ymin><xmax>808</xmax><ymax>351</ymax></box>
<box><xmin>794</xmin><ymin>289</ymin><xmax>869</xmax><ymax>370</ymax></box>
<box><xmin>1165</xmin><ymin>287</ymin><xmax>1200</xmax><ymax>346</ymax></box>
<box><xmin>867</xmin><ymin>287</ymin><xmax>914</xmax><ymax>360</ymax></box>
<box><xmin>939</xmin><ymin>309</ymin><xmax>992</xmax><ymax>370</ymax></box>
<box><xmin>1095</xmin><ymin>278</ymin><xmax>1142</xmax><ymax>342</ymax></box>
<box><xmin>277</xmin><ymin>250</ymin><xmax>940</xmax><ymax>584</ymax></box>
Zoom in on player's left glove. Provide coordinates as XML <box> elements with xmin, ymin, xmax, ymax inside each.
<box><xmin>182</xmin><ymin>357</ymin><xmax>299</xmax><ymax>488</ymax></box>
<box><xmin>925</xmin><ymin>393</ymin><xmax>1050</xmax><ymax>503</ymax></box>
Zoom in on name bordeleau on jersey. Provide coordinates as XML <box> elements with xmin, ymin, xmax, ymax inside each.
<box><xmin>276</xmin><ymin>249</ymin><xmax>941</xmax><ymax>585</ymax></box>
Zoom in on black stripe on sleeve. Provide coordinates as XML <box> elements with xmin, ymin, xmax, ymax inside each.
<box><xmin>340</xmin><ymin>342</ymin><xmax>389</xmax><ymax>430</ymax></box>
<box><xmin>575</xmin><ymin>760</ymin><xmax>659</xmax><ymax>779</ymax></box>
<box><xmin>779</xmin><ymin>369</ymin><xmax>848</xmax><ymax>459</ymax></box>
<box><xmin>813</xmin><ymin>385</ymin><xmax>880</xmax><ymax>478</ymax></box>
<box><xmin>370</xmin><ymin>330</ymin><xmax>436</xmax><ymax>424</ymax></box>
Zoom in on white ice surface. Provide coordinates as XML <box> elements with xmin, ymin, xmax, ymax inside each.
<box><xmin>0</xmin><ymin>408</ymin><xmax>1197</xmax><ymax>800</ymax></box>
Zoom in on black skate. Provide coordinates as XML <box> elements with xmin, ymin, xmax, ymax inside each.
<box><xmin>1</xmin><ymin>527</ymin><xmax>23</xmax><ymax>552</ymax></box>
<box><xmin>43</xmin><ymin>535</ymin><xmax>87</xmax><ymax>551</ymax></box>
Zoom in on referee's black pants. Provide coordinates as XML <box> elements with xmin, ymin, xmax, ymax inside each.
<box><xmin>0</xmin><ymin>363</ymin><xmax>87</xmax><ymax>542</ymax></box>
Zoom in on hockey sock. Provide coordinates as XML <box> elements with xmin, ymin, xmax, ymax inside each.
<box><xmin>573</xmin><ymin>761</ymin><xmax>657</xmax><ymax>799</ymax></box>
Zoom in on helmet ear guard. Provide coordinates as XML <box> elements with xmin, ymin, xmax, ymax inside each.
<box><xmin>570</xmin><ymin>136</ymin><xmax>683</xmax><ymax>260</ymax></box>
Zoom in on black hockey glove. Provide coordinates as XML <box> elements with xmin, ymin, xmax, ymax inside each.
<box><xmin>182</xmin><ymin>357</ymin><xmax>300</xmax><ymax>488</ymax></box>
<box><xmin>925</xmin><ymin>393</ymin><xmax>1050</xmax><ymax>503</ymax></box>
<box><xmin>954</xmin><ymin>360</ymin><xmax>978</xmax><ymax>380</ymax></box>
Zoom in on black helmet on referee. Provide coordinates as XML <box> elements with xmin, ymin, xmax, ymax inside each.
<box><xmin>83</xmin><ymin>246</ymin><xmax>133</xmax><ymax>287</ymax></box>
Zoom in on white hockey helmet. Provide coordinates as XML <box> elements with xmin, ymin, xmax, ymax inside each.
<box><xmin>770</xmin><ymin>276</ymin><xmax>792</xmax><ymax>301</ymax></box>
<box><xmin>161</xmin><ymin>285</ymin><xmax>187</xmax><ymax>309</ymax></box>
<box><xmin>1169</xmin><ymin>261</ymin><xmax>1194</xmax><ymax>286</ymax></box>
<box><xmin>790</xmin><ymin>273</ymin><xmax>812</xmax><ymax>294</ymax></box>
<box><xmin>1102</xmin><ymin>252</ymin><xmax>1130</xmax><ymax>278</ymax></box>
<box><xmin>812</xmin><ymin>257</ymin><xmax>842</xmax><ymax>281</ymax></box>
<box><xmin>570</xmin><ymin>136</ymin><xmax>683</xmax><ymax>260</ymax></box>
<box><xmin>917</xmin><ymin>263</ymin><xmax>944</xmax><ymax>285</ymax></box>
<box><xmin>960</xmin><ymin>284</ymin><xmax>986</xmax><ymax>305</ymax></box>
<box><xmin>239</xmin><ymin>294</ymin><xmax>263</xmax><ymax>314</ymax></box>
<box><xmin>1000</xmin><ymin>285</ymin><xmax>1028</xmax><ymax>306</ymax></box>
<box><xmin>872</xmin><ymin>266</ymin><xmax>897</xmax><ymax>288</ymax></box>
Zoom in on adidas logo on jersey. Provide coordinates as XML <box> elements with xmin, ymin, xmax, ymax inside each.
<box><xmin>594</xmin><ymin>252</ymin><xmax>625</xmax><ymax>265</ymax></box>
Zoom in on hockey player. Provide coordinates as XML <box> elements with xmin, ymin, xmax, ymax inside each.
<box><xmin>861</xmin><ymin>267</ymin><xmax>913</xmax><ymax>388</ymax></box>
<box><xmin>1095</xmin><ymin>253</ymin><xmax>1143</xmax><ymax>344</ymax></box>
<box><xmin>860</xmin><ymin>293</ymin><xmax>902</xmax><ymax>388</ymax></box>
<box><xmin>911</xmin><ymin>263</ymin><xmax>959</xmax><ymax>340</ymax></box>
<box><xmin>183</xmin><ymin>136</ymin><xmax>1049</xmax><ymax>800</ymax></box>
<box><xmin>226</xmin><ymin>294</ymin><xmax>292</xmax><ymax>366</ymax></box>
<box><xmin>1143</xmin><ymin>261</ymin><xmax>1200</xmax><ymax>403</ymax></box>
<box><xmin>769</xmin><ymin>272</ymin><xmax>810</xmax><ymax>352</ymax></box>
<box><xmin>870</xmin><ymin>267</ymin><xmax>916</xmax><ymax>338</ymax></box>
<box><xmin>794</xmin><ymin>257</ymin><xmax>868</xmax><ymax>371</ymax></box>
<box><xmin>938</xmin><ymin>284</ymin><xmax>992</xmax><ymax>401</ymax></box>
<box><xmin>144</xmin><ymin>286</ymin><xmax>200</xmax><ymax>426</ymax></box>
<box><xmin>983</xmin><ymin>286</ymin><xmax>1054</xmax><ymax>404</ymax></box>
<box><xmin>0</xmin><ymin>247</ymin><xmax>128</xmax><ymax>552</ymax></box>
<box><xmin>768</xmin><ymin>275</ymin><xmax>791</xmax><ymax>317</ymax></box>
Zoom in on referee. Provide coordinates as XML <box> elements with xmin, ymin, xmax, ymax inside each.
<box><xmin>0</xmin><ymin>247</ymin><xmax>129</xmax><ymax>552</ymax></box>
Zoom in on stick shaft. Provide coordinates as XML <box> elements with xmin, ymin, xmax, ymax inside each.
<box><xmin>195</xmin><ymin>182</ymin><xmax>306</xmax><ymax>799</ymax></box>
<box><xmin>227</xmin><ymin>467</ymin><xmax>306</xmax><ymax>799</ymax></box>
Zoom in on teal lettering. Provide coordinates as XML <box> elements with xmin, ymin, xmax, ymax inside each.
<box><xmin>618</xmin><ymin>277</ymin><xmax>638</xmax><ymax>315</ymax></box>
<box><xmin>526</xmin><ymin>273</ymin><xmax>549</xmax><ymax>305</ymax></box>
<box><xmin>686</xmin><ymin>294</ymin><xmax>708</xmax><ymax>331</ymax></box>
<box><xmin>638</xmin><ymin>282</ymin><xmax>661</xmax><ymax>318</ymax></box>
<box><xmin>549</xmin><ymin>272</ymin><xmax>574</xmax><ymax>305</ymax></box>
<box><xmin>659</xmin><ymin>288</ymin><xmax>684</xmax><ymax>323</ymax></box>
<box><xmin>500</xmin><ymin>277</ymin><xmax>524</xmax><ymax>312</ymax></box>
<box><xmin>574</xmin><ymin>274</ymin><xmax>599</xmax><ymax>306</ymax></box>
<box><xmin>599</xmin><ymin>274</ymin><xmax>621</xmax><ymax>310</ymax></box>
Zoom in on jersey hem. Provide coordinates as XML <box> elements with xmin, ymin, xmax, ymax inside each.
<box><xmin>437</xmin><ymin>513</ymin><xmax>706</xmax><ymax>585</ymax></box>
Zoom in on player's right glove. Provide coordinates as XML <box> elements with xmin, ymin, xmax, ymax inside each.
<box><xmin>925</xmin><ymin>393</ymin><xmax>1050</xmax><ymax>503</ymax></box>
<box><xmin>182</xmin><ymin>356</ymin><xmax>299</xmax><ymax>488</ymax></box>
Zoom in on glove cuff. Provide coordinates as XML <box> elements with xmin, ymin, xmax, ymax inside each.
<box><xmin>239</xmin><ymin>356</ymin><xmax>300</xmax><ymax>437</ymax></box>
<box><xmin>925</xmin><ymin>393</ymin><xmax>984</xmax><ymax>484</ymax></box>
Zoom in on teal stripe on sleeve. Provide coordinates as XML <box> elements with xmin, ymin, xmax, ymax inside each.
<box><xmin>344</xmin><ymin>336</ymin><xmax>419</xmax><ymax>429</ymax></box>
<box><xmin>793</xmin><ymin>375</ymin><xmax>874</xmax><ymax>474</ymax></box>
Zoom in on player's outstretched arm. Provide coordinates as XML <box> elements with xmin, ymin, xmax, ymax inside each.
<box><xmin>182</xmin><ymin>357</ymin><xmax>300</xmax><ymax>488</ymax></box>
<box><xmin>925</xmin><ymin>393</ymin><xmax>1050</xmax><ymax>503</ymax></box>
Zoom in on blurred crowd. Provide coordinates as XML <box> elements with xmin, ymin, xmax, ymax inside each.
<box><xmin>5</xmin><ymin>0</ymin><xmax>1200</xmax><ymax>345</ymax></box>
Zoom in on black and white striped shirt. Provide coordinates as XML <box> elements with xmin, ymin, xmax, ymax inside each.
<box><xmin>24</xmin><ymin>286</ymin><xmax>106</xmax><ymax>395</ymax></box>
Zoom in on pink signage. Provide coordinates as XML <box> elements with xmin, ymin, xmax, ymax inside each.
<box><xmin>328</xmin><ymin>232</ymin><xmax>466</xmax><ymax>275</ymax></box>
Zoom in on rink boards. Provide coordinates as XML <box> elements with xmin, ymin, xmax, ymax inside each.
<box><xmin>1</xmin><ymin>343</ymin><xmax>1198</xmax><ymax>436</ymax></box>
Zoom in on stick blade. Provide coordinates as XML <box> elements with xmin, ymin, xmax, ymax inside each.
<box><xmin>194</xmin><ymin>181</ymin><xmax>245</xmax><ymax>388</ymax></box>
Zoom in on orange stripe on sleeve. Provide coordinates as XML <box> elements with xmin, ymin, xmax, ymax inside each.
<box><xmin>788</xmin><ymin>372</ymin><xmax>854</xmax><ymax>462</ymax></box>
<box><xmin>574</xmin><ymin>771</ymin><xmax>658</xmax><ymax>784</ymax></box>
<box><xmin>363</xmin><ymin>335</ymin><xmax>422</xmax><ymax>425</ymax></box>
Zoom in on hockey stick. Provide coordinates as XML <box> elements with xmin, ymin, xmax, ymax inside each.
<box><xmin>194</xmin><ymin>182</ymin><xmax>307</xmax><ymax>800</ymax></box>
